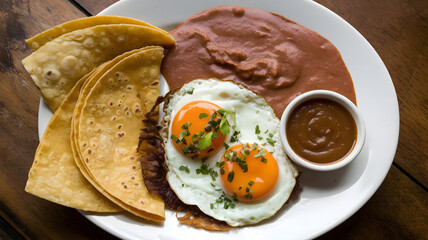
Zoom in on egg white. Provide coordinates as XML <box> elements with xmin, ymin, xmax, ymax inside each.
<box><xmin>161</xmin><ymin>79</ymin><xmax>298</xmax><ymax>226</ymax></box>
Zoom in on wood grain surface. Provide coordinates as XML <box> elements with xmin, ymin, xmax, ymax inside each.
<box><xmin>0</xmin><ymin>0</ymin><xmax>426</xmax><ymax>239</ymax></box>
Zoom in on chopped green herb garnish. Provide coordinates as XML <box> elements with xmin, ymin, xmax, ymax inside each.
<box><xmin>223</xmin><ymin>143</ymin><xmax>230</xmax><ymax>150</ymax></box>
<box><xmin>185</xmin><ymin>87</ymin><xmax>194</xmax><ymax>95</ymax></box>
<box><xmin>224</xmin><ymin>202</ymin><xmax>235</xmax><ymax>209</ymax></box>
<box><xmin>255</xmin><ymin>125</ymin><xmax>260</xmax><ymax>134</ymax></box>
<box><xmin>191</xmin><ymin>134</ymin><xmax>198</xmax><ymax>143</ymax></box>
<box><xmin>261</xmin><ymin>157</ymin><xmax>267</xmax><ymax>163</ymax></box>
<box><xmin>170</xmin><ymin>134</ymin><xmax>180</xmax><ymax>143</ymax></box>
<box><xmin>227</xmin><ymin>171</ymin><xmax>235</xmax><ymax>182</ymax></box>
<box><xmin>216</xmin><ymin>161</ymin><xmax>225</xmax><ymax>168</ymax></box>
<box><xmin>218</xmin><ymin>109</ymin><xmax>236</xmax><ymax>127</ymax></box>
<box><xmin>255</xmin><ymin>149</ymin><xmax>266</xmax><ymax>158</ymax></box>
<box><xmin>179</xmin><ymin>165</ymin><xmax>190</xmax><ymax>173</ymax></box>
<box><xmin>199</xmin><ymin>112</ymin><xmax>209</xmax><ymax>119</ymax></box>
<box><xmin>198</xmin><ymin>132</ymin><xmax>213</xmax><ymax>150</ymax></box>
<box><xmin>210</xmin><ymin>183</ymin><xmax>222</xmax><ymax>191</ymax></box>
<box><xmin>196</xmin><ymin>164</ymin><xmax>209</xmax><ymax>175</ymax></box>
<box><xmin>252</xmin><ymin>143</ymin><xmax>258</xmax><ymax>150</ymax></box>
<box><xmin>266</xmin><ymin>137</ymin><xmax>276</xmax><ymax>146</ymax></box>
<box><xmin>248</xmin><ymin>180</ymin><xmax>254</xmax><ymax>186</ymax></box>
<box><xmin>219</xmin><ymin>117</ymin><xmax>230</xmax><ymax>135</ymax></box>
<box><xmin>230</xmin><ymin>131</ymin><xmax>240</xmax><ymax>142</ymax></box>
<box><xmin>178</xmin><ymin>129</ymin><xmax>190</xmax><ymax>140</ymax></box>
<box><xmin>211</xmin><ymin>171</ymin><xmax>219</xmax><ymax>181</ymax></box>
<box><xmin>179</xmin><ymin>135</ymin><xmax>188</xmax><ymax>145</ymax></box>
<box><xmin>257</xmin><ymin>136</ymin><xmax>263</xmax><ymax>140</ymax></box>
<box><xmin>232</xmin><ymin>193</ymin><xmax>238</xmax><ymax>201</ymax></box>
<box><xmin>210</xmin><ymin>192</ymin><xmax>236</xmax><ymax>209</ymax></box>
<box><xmin>195</xmin><ymin>164</ymin><xmax>218</xmax><ymax>181</ymax></box>
<box><xmin>244</xmin><ymin>193</ymin><xmax>253</xmax><ymax>199</ymax></box>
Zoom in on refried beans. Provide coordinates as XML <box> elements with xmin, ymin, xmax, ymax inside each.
<box><xmin>161</xmin><ymin>6</ymin><xmax>356</xmax><ymax>116</ymax></box>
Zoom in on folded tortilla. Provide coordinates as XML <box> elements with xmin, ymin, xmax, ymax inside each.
<box><xmin>26</xmin><ymin>16</ymin><xmax>169</xmax><ymax>51</ymax></box>
<box><xmin>72</xmin><ymin>46</ymin><xmax>165</xmax><ymax>222</ymax></box>
<box><xmin>22</xmin><ymin>24</ymin><xmax>175</xmax><ymax>112</ymax></box>
<box><xmin>25</xmin><ymin>70</ymin><xmax>120</xmax><ymax>212</ymax></box>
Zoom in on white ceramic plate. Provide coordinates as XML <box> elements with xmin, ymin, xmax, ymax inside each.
<box><xmin>38</xmin><ymin>0</ymin><xmax>399</xmax><ymax>239</ymax></box>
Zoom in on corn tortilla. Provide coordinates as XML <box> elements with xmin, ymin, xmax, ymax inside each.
<box><xmin>22</xmin><ymin>24</ymin><xmax>175</xmax><ymax>112</ymax></box>
<box><xmin>26</xmin><ymin>16</ymin><xmax>169</xmax><ymax>51</ymax></box>
<box><xmin>73</xmin><ymin>46</ymin><xmax>165</xmax><ymax>222</ymax></box>
<box><xmin>25</xmin><ymin>70</ymin><xmax>120</xmax><ymax>212</ymax></box>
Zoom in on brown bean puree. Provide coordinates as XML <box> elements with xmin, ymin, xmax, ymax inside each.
<box><xmin>161</xmin><ymin>6</ymin><xmax>356</xmax><ymax>116</ymax></box>
<box><xmin>286</xmin><ymin>98</ymin><xmax>357</xmax><ymax>164</ymax></box>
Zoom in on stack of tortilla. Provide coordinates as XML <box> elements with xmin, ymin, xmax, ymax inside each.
<box><xmin>23</xmin><ymin>16</ymin><xmax>175</xmax><ymax>221</ymax></box>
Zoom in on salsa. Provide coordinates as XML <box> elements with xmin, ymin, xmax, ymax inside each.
<box><xmin>286</xmin><ymin>98</ymin><xmax>357</xmax><ymax>164</ymax></box>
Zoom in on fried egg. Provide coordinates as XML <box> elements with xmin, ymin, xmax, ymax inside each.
<box><xmin>161</xmin><ymin>79</ymin><xmax>298</xmax><ymax>226</ymax></box>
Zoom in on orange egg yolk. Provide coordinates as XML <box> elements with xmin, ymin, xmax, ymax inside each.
<box><xmin>219</xmin><ymin>144</ymin><xmax>279</xmax><ymax>202</ymax></box>
<box><xmin>171</xmin><ymin>101</ymin><xmax>226</xmax><ymax>160</ymax></box>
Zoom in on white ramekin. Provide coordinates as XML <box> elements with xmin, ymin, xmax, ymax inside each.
<box><xmin>279</xmin><ymin>90</ymin><xmax>366</xmax><ymax>171</ymax></box>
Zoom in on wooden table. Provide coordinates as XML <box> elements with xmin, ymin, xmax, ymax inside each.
<box><xmin>1</xmin><ymin>0</ymin><xmax>427</xmax><ymax>239</ymax></box>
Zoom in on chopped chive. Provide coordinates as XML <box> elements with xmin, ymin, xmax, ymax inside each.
<box><xmin>232</xmin><ymin>193</ymin><xmax>238</xmax><ymax>201</ymax></box>
<box><xmin>227</xmin><ymin>171</ymin><xmax>234</xmax><ymax>182</ymax></box>
<box><xmin>179</xmin><ymin>165</ymin><xmax>190</xmax><ymax>173</ymax></box>
<box><xmin>255</xmin><ymin>149</ymin><xmax>266</xmax><ymax>158</ymax></box>
<box><xmin>185</xmin><ymin>87</ymin><xmax>194</xmax><ymax>95</ymax></box>
<box><xmin>199</xmin><ymin>112</ymin><xmax>209</xmax><ymax>119</ymax></box>
<box><xmin>230</xmin><ymin>131</ymin><xmax>240</xmax><ymax>142</ymax></box>
<box><xmin>266</xmin><ymin>138</ymin><xmax>276</xmax><ymax>146</ymax></box>
<box><xmin>255</xmin><ymin>125</ymin><xmax>260</xmax><ymax>134</ymax></box>
<box><xmin>252</xmin><ymin>143</ymin><xmax>258</xmax><ymax>150</ymax></box>
<box><xmin>223</xmin><ymin>143</ymin><xmax>230</xmax><ymax>150</ymax></box>
<box><xmin>170</xmin><ymin>134</ymin><xmax>180</xmax><ymax>143</ymax></box>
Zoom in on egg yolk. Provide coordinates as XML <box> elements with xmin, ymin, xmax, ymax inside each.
<box><xmin>219</xmin><ymin>144</ymin><xmax>279</xmax><ymax>201</ymax></box>
<box><xmin>171</xmin><ymin>101</ymin><xmax>226</xmax><ymax>160</ymax></box>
